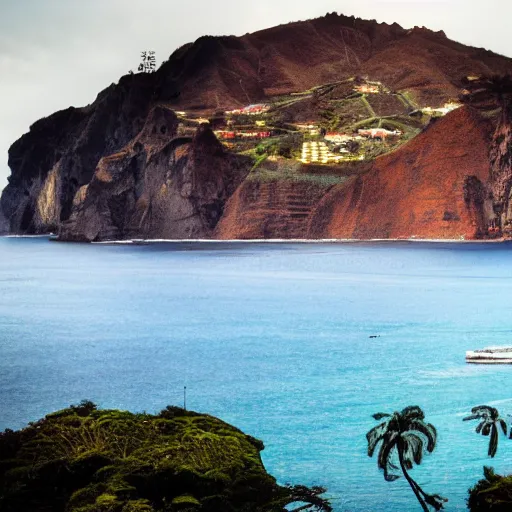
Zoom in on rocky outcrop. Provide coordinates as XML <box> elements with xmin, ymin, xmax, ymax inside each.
<box><xmin>306</xmin><ymin>107</ymin><xmax>494</xmax><ymax>239</ymax></box>
<box><xmin>1</xmin><ymin>73</ymin><xmax>251</xmax><ymax>241</ymax></box>
<box><xmin>488</xmin><ymin>109</ymin><xmax>512</xmax><ymax>233</ymax></box>
<box><xmin>0</xmin><ymin>207</ymin><xmax>8</xmax><ymax>234</ymax></box>
<box><xmin>59</xmin><ymin>110</ymin><xmax>252</xmax><ymax>241</ymax></box>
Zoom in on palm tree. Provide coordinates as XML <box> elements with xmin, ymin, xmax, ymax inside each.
<box><xmin>460</xmin><ymin>74</ymin><xmax>512</xmax><ymax>232</ymax></box>
<box><xmin>367</xmin><ymin>405</ymin><xmax>447</xmax><ymax>512</ymax></box>
<box><xmin>463</xmin><ymin>405</ymin><xmax>507</xmax><ymax>458</ymax></box>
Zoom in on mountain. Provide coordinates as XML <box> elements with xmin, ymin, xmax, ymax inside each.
<box><xmin>158</xmin><ymin>13</ymin><xmax>511</xmax><ymax>110</ymax></box>
<box><xmin>2</xmin><ymin>12</ymin><xmax>512</xmax><ymax>241</ymax></box>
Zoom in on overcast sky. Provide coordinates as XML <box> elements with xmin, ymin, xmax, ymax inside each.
<box><xmin>0</xmin><ymin>0</ymin><xmax>510</xmax><ymax>188</ymax></box>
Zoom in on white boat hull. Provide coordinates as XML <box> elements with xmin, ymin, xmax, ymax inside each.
<box><xmin>466</xmin><ymin>347</ymin><xmax>512</xmax><ymax>364</ymax></box>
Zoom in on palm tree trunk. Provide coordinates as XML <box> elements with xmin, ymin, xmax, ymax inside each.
<box><xmin>398</xmin><ymin>441</ymin><xmax>429</xmax><ymax>512</ymax></box>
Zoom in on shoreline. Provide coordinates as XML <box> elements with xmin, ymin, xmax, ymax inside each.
<box><xmin>0</xmin><ymin>235</ymin><xmax>510</xmax><ymax>244</ymax></box>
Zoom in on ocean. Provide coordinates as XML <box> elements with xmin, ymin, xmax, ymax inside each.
<box><xmin>1</xmin><ymin>236</ymin><xmax>512</xmax><ymax>511</ymax></box>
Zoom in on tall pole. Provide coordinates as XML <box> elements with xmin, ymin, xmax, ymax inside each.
<box><xmin>184</xmin><ymin>386</ymin><xmax>187</xmax><ymax>411</ymax></box>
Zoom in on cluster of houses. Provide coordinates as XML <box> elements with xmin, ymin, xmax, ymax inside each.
<box><xmin>225</xmin><ymin>104</ymin><xmax>271</xmax><ymax>116</ymax></box>
<box><xmin>324</xmin><ymin>128</ymin><xmax>401</xmax><ymax>143</ymax></box>
<box><xmin>415</xmin><ymin>102</ymin><xmax>461</xmax><ymax>117</ymax></box>
<box><xmin>301</xmin><ymin>141</ymin><xmax>346</xmax><ymax>164</ymax></box>
<box><xmin>324</xmin><ymin>132</ymin><xmax>361</xmax><ymax>144</ymax></box>
<box><xmin>354</xmin><ymin>83</ymin><xmax>380</xmax><ymax>94</ymax></box>
<box><xmin>214</xmin><ymin>130</ymin><xmax>272</xmax><ymax>140</ymax></box>
<box><xmin>357</xmin><ymin>128</ymin><xmax>402</xmax><ymax>139</ymax></box>
<box><xmin>293</xmin><ymin>123</ymin><xmax>321</xmax><ymax>136</ymax></box>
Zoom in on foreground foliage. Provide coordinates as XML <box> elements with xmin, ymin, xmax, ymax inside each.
<box><xmin>367</xmin><ymin>405</ymin><xmax>447</xmax><ymax>512</ymax></box>
<box><xmin>0</xmin><ymin>401</ymin><xmax>331</xmax><ymax>512</ymax></box>
<box><xmin>468</xmin><ymin>466</ymin><xmax>512</xmax><ymax>512</ymax></box>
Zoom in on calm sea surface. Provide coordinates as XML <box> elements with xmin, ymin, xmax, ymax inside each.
<box><xmin>1</xmin><ymin>237</ymin><xmax>512</xmax><ymax>511</ymax></box>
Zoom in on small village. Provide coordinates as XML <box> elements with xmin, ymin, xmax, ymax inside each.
<box><xmin>174</xmin><ymin>78</ymin><xmax>462</xmax><ymax>166</ymax></box>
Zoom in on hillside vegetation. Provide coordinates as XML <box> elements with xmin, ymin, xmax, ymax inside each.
<box><xmin>0</xmin><ymin>402</ymin><xmax>331</xmax><ymax>512</ymax></box>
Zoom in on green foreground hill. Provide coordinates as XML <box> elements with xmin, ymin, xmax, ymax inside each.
<box><xmin>0</xmin><ymin>402</ymin><xmax>330</xmax><ymax>512</ymax></box>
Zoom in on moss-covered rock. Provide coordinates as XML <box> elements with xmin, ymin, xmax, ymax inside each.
<box><xmin>0</xmin><ymin>401</ymin><xmax>331</xmax><ymax>512</ymax></box>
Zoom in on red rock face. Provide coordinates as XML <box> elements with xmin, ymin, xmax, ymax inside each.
<box><xmin>307</xmin><ymin>107</ymin><xmax>493</xmax><ymax>240</ymax></box>
<box><xmin>215</xmin><ymin>180</ymin><xmax>331</xmax><ymax>239</ymax></box>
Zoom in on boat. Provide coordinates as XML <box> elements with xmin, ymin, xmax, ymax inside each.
<box><xmin>466</xmin><ymin>346</ymin><xmax>512</xmax><ymax>364</ymax></box>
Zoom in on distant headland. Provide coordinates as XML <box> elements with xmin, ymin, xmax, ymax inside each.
<box><xmin>2</xmin><ymin>12</ymin><xmax>512</xmax><ymax>242</ymax></box>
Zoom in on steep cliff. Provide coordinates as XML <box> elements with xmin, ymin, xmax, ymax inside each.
<box><xmin>1</xmin><ymin>73</ymin><xmax>156</xmax><ymax>235</ymax></box>
<box><xmin>0</xmin><ymin>207</ymin><xmax>8</xmax><ymax>234</ymax></box>
<box><xmin>215</xmin><ymin>175</ymin><xmax>336</xmax><ymax>239</ymax></box>
<box><xmin>59</xmin><ymin>109</ymin><xmax>252</xmax><ymax>242</ymax></box>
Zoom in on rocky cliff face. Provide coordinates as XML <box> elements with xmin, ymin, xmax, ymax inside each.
<box><xmin>1</xmin><ymin>73</ymin><xmax>156</xmax><ymax>235</ymax></box>
<box><xmin>0</xmin><ymin>207</ymin><xmax>8</xmax><ymax>234</ymax></box>
<box><xmin>58</xmin><ymin>109</ymin><xmax>251</xmax><ymax>241</ymax></box>
<box><xmin>488</xmin><ymin>108</ymin><xmax>512</xmax><ymax>234</ymax></box>
<box><xmin>1</xmin><ymin>73</ymin><xmax>251</xmax><ymax>241</ymax></box>
<box><xmin>215</xmin><ymin>178</ymin><xmax>334</xmax><ymax>239</ymax></box>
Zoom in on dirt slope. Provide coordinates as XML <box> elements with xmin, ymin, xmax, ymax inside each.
<box><xmin>307</xmin><ymin>107</ymin><xmax>493</xmax><ymax>240</ymax></box>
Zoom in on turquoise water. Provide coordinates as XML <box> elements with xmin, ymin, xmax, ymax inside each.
<box><xmin>1</xmin><ymin>237</ymin><xmax>512</xmax><ymax>511</ymax></box>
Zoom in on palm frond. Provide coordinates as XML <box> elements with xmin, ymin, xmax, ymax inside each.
<box><xmin>377</xmin><ymin>432</ymin><xmax>399</xmax><ymax>481</ymax></box>
<box><xmin>366</xmin><ymin>421</ymin><xmax>388</xmax><ymax>457</ymax></box>
<box><xmin>408</xmin><ymin>420</ymin><xmax>437</xmax><ymax>452</ymax></box>
<box><xmin>463</xmin><ymin>414</ymin><xmax>483</xmax><ymax>421</ymax></box>
<box><xmin>388</xmin><ymin>460</ymin><xmax>399</xmax><ymax>471</ymax></box>
<box><xmin>476</xmin><ymin>420</ymin><xmax>486</xmax><ymax>434</ymax></box>
<box><xmin>372</xmin><ymin>413</ymin><xmax>391</xmax><ymax>420</ymax></box>
<box><xmin>401</xmin><ymin>406</ymin><xmax>425</xmax><ymax>421</ymax></box>
<box><xmin>499</xmin><ymin>418</ymin><xmax>507</xmax><ymax>436</ymax></box>
<box><xmin>403</xmin><ymin>433</ymin><xmax>424</xmax><ymax>465</ymax></box>
<box><xmin>489</xmin><ymin>424</ymin><xmax>498</xmax><ymax>458</ymax></box>
<box><xmin>482</xmin><ymin>423</ymin><xmax>492</xmax><ymax>436</ymax></box>
<box><xmin>470</xmin><ymin>405</ymin><xmax>497</xmax><ymax>419</ymax></box>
